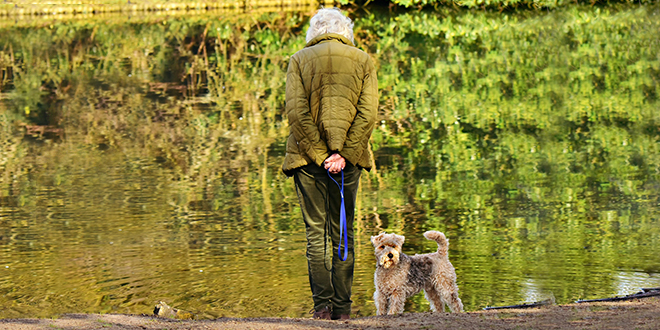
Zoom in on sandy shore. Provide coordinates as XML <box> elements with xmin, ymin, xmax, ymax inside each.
<box><xmin>1</xmin><ymin>297</ymin><xmax>659</xmax><ymax>330</ymax></box>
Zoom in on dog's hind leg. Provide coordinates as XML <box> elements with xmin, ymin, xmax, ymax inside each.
<box><xmin>441</xmin><ymin>287</ymin><xmax>464</xmax><ymax>313</ymax></box>
<box><xmin>424</xmin><ymin>288</ymin><xmax>445</xmax><ymax>312</ymax></box>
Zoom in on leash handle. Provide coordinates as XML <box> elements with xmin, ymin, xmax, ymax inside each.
<box><xmin>327</xmin><ymin>169</ymin><xmax>348</xmax><ymax>261</ymax></box>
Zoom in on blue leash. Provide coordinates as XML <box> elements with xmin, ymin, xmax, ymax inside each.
<box><xmin>327</xmin><ymin>169</ymin><xmax>348</xmax><ymax>261</ymax></box>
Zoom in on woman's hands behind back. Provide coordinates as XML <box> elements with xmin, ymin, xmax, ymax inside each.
<box><xmin>324</xmin><ymin>153</ymin><xmax>346</xmax><ymax>174</ymax></box>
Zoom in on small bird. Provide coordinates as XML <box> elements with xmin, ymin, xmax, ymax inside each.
<box><xmin>153</xmin><ymin>301</ymin><xmax>194</xmax><ymax>320</ymax></box>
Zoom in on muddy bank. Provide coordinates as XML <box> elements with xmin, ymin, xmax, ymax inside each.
<box><xmin>2</xmin><ymin>297</ymin><xmax>659</xmax><ymax>330</ymax></box>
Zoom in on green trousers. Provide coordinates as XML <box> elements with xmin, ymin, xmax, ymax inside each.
<box><xmin>293</xmin><ymin>163</ymin><xmax>361</xmax><ymax>315</ymax></box>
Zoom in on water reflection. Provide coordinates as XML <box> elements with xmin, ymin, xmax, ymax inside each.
<box><xmin>614</xmin><ymin>272</ymin><xmax>660</xmax><ymax>297</ymax></box>
<box><xmin>1</xmin><ymin>2</ymin><xmax>660</xmax><ymax>319</ymax></box>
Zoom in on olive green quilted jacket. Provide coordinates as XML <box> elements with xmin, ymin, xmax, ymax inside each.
<box><xmin>282</xmin><ymin>33</ymin><xmax>378</xmax><ymax>175</ymax></box>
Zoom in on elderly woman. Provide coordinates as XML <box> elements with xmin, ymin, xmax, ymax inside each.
<box><xmin>282</xmin><ymin>8</ymin><xmax>378</xmax><ymax>320</ymax></box>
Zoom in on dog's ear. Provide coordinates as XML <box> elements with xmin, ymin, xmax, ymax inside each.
<box><xmin>371</xmin><ymin>232</ymin><xmax>388</xmax><ymax>246</ymax></box>
<box><xmin>394</xmin><ymin>234</ymin><xmax>405</xmax><ymax>247</ymax></box>
<box><xmin>370</xmin><ymin>234</ymin><xmax>380</xmax><ymax>246</ymax></box>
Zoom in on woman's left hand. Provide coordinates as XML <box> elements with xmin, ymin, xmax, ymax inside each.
<box><xmin>324</xmin><ymin>153</ymin><xmax>346</xmax><ymax>174</ymax></box>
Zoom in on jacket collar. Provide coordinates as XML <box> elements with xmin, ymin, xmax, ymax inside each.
<box><xmin>305</xmin><ymin>33</ymin><xmax>355</xmax><ymax>48</ymax></box>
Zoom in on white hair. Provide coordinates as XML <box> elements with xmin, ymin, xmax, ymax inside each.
<box><xmin>305</xmin><ymin>8</ymin><xmax>354</xmax><ymax>44</ymax></box>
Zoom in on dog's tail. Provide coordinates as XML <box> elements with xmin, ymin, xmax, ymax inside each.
<box><xmin>424</xmin><ymin>231</ymin><xmax>449</xmax><ymax>256</ymax></box>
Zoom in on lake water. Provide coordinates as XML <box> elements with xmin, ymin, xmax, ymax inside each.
<box><xmin>1</xmin><ymin>3</ymin><xmax>659</xmax><ymax>319</ymax></box>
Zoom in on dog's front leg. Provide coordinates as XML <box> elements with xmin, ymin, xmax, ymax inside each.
<box><xmin>386</xmin><ymin>290</ymin><xmax>406</xmax><ymax>315</ymax></box>
<box><xmin>374</xmin><ymin>290</ymin><xmax>388</xmax><ymax>315</ymax></box>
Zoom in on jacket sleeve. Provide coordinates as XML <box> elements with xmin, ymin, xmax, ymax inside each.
<box><xmin>286</xmin><ymin>56</ymin><xmax>330</xmax><ymax>167</ymax></box>
<box><xmin>340</xmin><ymin>57</ymin><xmax>378</xmax><ymax>166</ymax></box>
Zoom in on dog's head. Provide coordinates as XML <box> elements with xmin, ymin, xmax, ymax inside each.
<box><xmin>370</xmin><ymin>232</ymin><xmax>405</xmax><ymax>269</ymax></box>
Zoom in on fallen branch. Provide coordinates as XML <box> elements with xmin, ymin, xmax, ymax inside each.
<box><xmin>576</xmin><ymin>288</ymin><xmax>660</xmax><ymax>303</ymax></box>
<box><xmin>484</xmin><ymin>299</ymin><xmax>554</xmax><ymax>310</ymax></box>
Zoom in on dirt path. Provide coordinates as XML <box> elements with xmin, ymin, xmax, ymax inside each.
<box><xmin>2</xmin><ymin>298</ymin><xmax>659</xmax><ymax>330</ymax></box>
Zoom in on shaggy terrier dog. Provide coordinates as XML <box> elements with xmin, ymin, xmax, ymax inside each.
<box><xmin>371</xmin><ymin>231</ymin><xmax>463</xmax><ymax>315</ymax></box>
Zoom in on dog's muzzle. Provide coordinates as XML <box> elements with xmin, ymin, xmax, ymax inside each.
<box><xmin>379</xmin><ymin>251</ymin><xmax>398</xmax><ymax>269</ymax></box>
